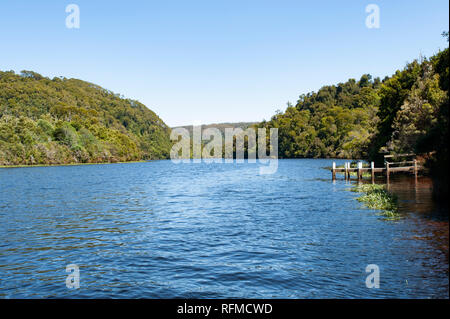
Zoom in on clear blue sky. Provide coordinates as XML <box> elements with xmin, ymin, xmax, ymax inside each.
<box><xmin>0</xmin><ymin>1</ymin><xmax>448</xmax><ymax>127</ymax></box>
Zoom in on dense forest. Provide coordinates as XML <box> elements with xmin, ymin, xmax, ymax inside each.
<box><xmin>257</xmin><ymin>43</ymin><xmax>448</xmax><ymax>163</ymax></box>
<box><xmin>0</xmin><ymin>71</ymin><xmax>172</xmax><ymax>165</ymax></box>
<box><xmin>257</xmin><ymin>74</ymin><xmax>381</xmax><ymax>159</ymax></box>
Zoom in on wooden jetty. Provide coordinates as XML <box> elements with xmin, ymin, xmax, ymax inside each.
<box><xmin>331</xmin><ymin>154</ymin><xmax>422</xmax><ymax>182</ymax></box>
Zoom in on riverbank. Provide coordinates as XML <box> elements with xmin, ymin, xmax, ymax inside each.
<box><xmin>0</xmin><ymin>160</ymin><xmax>149</xmax><ymax>169</ymax></box>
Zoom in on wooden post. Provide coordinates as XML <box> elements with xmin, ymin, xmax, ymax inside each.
<box><xmin>414</xmin><ymin>159</ymin><xmax>418</xmax><ymax>179</ymax></box>
<box><xmin>371</xmin><ymin>161</ymin><xmax>375</xmax><ymax>184</ymax></box>
<box><xmin>332</xmin><ymin>162</ymin><xmax>336</xmax><ymax>181</ymax></box>
<box><xmin>344</xmin><ymin>162</ymin><xmax>348</xmax><ymax>180</ymax></box>
<box><xmin>357</xmin><ymin>162</ymin><xmax>362</xmax><ymax>181</ymax></box>
<box><xmin>348</xmin><ymin>162</ymin><xmax>351</xmax><ymax>180</ymax></box>
<box><xmin>414</xmin><ymin>159</ymin><xmax>418</xmax><ymax>185</ymax></box>
<box><xmin>386</xmin><ymin>161</ymin><xmax>390</xmax><ymax>184</ymax></box>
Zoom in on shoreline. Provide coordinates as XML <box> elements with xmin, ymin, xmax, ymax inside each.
<box><xmin>0</xmin><ymin>160</ymin><xmax>151</xmax><ymax>169</ymax></box>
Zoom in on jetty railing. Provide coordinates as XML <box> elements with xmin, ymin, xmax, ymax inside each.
<box><xmin>331</xmin><ymin>154</ymin><xmax>421</xmax><ymax>182</ymax></box>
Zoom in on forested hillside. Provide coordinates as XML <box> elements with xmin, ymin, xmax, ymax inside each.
<box><xmin>258</xmin><ymin>43</ymin><xmax>448</xmax><ymax>164</ymax></box>
<box><xmin>0</xmin><ymin>71</ymin><xmax>172</xmax><ymax>165</ymax></box>
<box><xmin>258</xmin><ymin>36</ymin><xmax>448</xmax><ymax>197</ymax></box>
<box><xmin>257</xmin><ymin>74</ymin><xmax>381</xmax><ymax>159</ymax></box>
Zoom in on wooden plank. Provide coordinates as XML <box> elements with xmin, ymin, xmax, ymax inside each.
<box><xmin>389</xmin><ymin>166</ymin><xmax>415</xmax><ymax>172</ymax></box>
<box><xmin>384</xmin><ymin>153</ymin><xmax>416</xmax><ymax>159</ymax></box>
<box><xmin>335</xmin><ymin>167</ymin><xmax>386</xmax><ymax>172</ymax></box>
<box><xmin>386</xmin><ymin>160</ymin><xmax>415</xmax><ymax>165</ymax></box>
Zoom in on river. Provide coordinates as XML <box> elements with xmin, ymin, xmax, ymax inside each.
<box><xmin>0</xmin><ymin>159</ymin><xmax>447</xmax><ymax>298</ymax></box>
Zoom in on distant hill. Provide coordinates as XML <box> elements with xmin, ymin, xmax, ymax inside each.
<box><xmin>0</xmin><ymin>70</ymin><xmax>172</xmax><ymax>165</ymax></box>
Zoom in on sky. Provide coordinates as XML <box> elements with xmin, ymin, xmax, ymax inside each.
<box><xmin>0</xmin><ymin>0</ymin><xmax>448</xmax><ymax>127</ymax></box>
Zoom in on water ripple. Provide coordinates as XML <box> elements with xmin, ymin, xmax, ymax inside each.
<box><xmin>0</xmin><ymin>159</ymin><xmax>448</xmax><ymax>298</ymax></box>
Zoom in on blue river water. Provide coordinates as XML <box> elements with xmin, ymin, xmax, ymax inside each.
<box><xmin>0</xmin><ymin>159</ymin><xmax>448</xmax><ymax>298</ymax></box>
